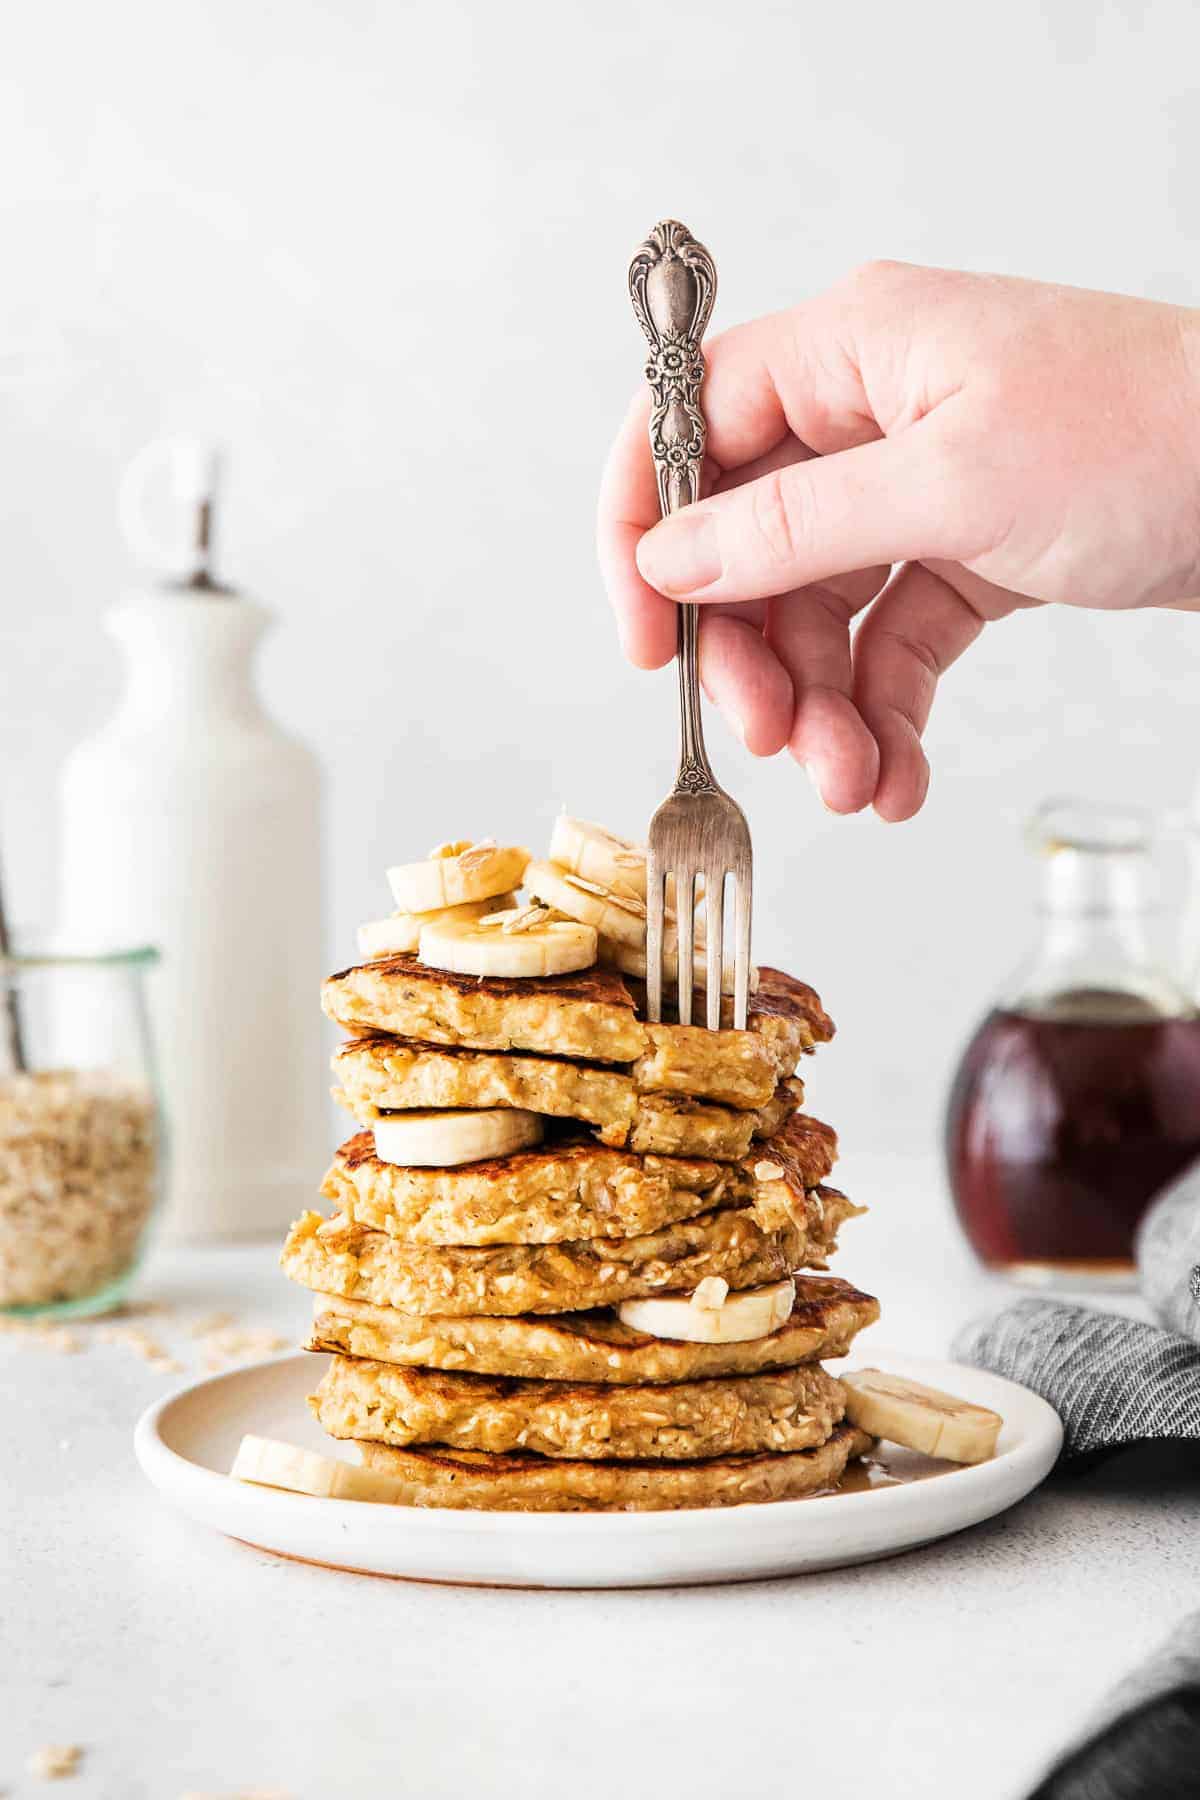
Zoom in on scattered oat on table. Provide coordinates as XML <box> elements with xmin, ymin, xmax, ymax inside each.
<box><xmin>199</xmin><ymin>1326</ymin><xmax>291</xmax><ymax>1371</ymax></box>
<box><xmin>189</xmin><ymin>1311</ymin><xmax>236</xmax><ymax>1338</ymax></box>
<box><xmin>97</xmin><ymin>1324</ymin><xmax>173</xmax><ymax>1362</ymax></box>
<box><xmin>0</xmin><ymin>1317</ymin><xmax>80</xmax><ymax>1353</ymax></box>
<box><xmin>26</xmin><ymin>1742</ymin><xmax>82</xmax><ymax>1779</ymax></box>
<box><xmin>0</xmin><ymin>1299</ymin><xmax>290</xmax><ymax>1375</ymax></box>
<box><xmin>178</xmin><ymin>1789</ymin><xmax>292</xmax><ymax>1799</ymax></box>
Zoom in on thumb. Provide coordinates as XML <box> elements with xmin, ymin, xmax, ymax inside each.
<box><xmin>635</xmin><ymin>426</ymin><xmax>963</xmax><ymax>605</ymax></box>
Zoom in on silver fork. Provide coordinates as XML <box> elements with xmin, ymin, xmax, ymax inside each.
<box><xmin>628</xmin><ymin>219</ymin><xmax>753</xmax><ymax>1030</ymax></box>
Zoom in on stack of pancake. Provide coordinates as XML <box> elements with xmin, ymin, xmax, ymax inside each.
<box><xmin>280</xmin><ymin>825</ymin><xmax>879</xmax><ymax>1511</ymax></box>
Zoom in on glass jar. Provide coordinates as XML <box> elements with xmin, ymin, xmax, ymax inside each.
<box><xmin>945</xmin><ymin>801</ymin><xmax>1200</xmax><ymax>1288</ymax></box>
<box><xmin>0</xmin><ymin>939</ymin><xmax>163</xmax><ymax>1316</ymax></box>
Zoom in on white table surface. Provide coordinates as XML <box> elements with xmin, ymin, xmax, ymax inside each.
<box><xmin>4</xmin><ymin>1149</ymin><xmax>1196</xmax><ymax>1800</ymax></box>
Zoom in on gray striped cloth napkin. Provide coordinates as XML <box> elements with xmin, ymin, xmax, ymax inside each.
<box><xmin>952</xmin><ymin>1164</ymin><xmax>1200</xmax><ymax>1460</ymax></box>
<box><xmin>952</xmin><ymin>1164</ymin><xmax>1200</xmax><ymax>1797</ymax></box>
<box><xmin>1025</xmin><ymin>1614</ymin><xmax>1200</xmax><ymax>1800</ymax></box>
<box><xmin>953</xmin><ymin>1300</ymin><xmax>1200</xmax><ymax>1463</ymax></box>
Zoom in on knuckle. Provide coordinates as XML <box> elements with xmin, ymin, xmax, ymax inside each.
<box><xmin>879</xmin><ymin>636</ymin><xmax>939</xmax><ymax>730</ymax></box>
<box><xmin>846</xmin><ymin>257</ymin><xmax>918</xmax><ymax>296</ymax></box>
<box><xmin>886</xmin><ymin>627</ymin><xmax>942</xmax><ymax>685</ymax></box>
<box><xmin>748</xmin><ymin>468</ymin><xmax>810</xmax><ymax>570</ymax></box>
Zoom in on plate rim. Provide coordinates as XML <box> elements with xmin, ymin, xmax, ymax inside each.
<box><xmin>134</xmin><ymin>1346</ymin><xmax>1063</xmax><ymax>1541</ymax></box>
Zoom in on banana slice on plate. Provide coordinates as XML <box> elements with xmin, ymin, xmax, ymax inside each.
<box><xmin>373</xmin><ymin>1107</ymin><xmax>543</xmax><ymax>1168</ymax></box>
<box><xmin>617</xmin><ymin>1278</ymin><xmax>795</xmax><ymax>1344</ymax></box>
<box><xmin>387</xmin><ymin>840</ymin><xmax>529</xmax><ymax>913</ymax></box>
<box><xmin>524</xmin><ymin>858</ymin><xmax>651</xmax><ymax>949</ymax></box>
<box><xmin>231</xmin><ymin>1434</ymin><xmax>403</xmax><ymax>1503</ymax></box>
<box><xmin>419</xmin><ymin>905</ymin><xmax>597</xmax><ymax>978</ymax></box>
<box><xmin>550</xmin><ymin>815</ymin><xmax>648</xmax><ymax>900</ymax></box>
<box><xmin>841</xmin><ymin>1369</ymin><xmax>1003</xmax><ymax>1464</ymax></box>
<box><xmin>358</xmin><ymin>894</ymin><xmax>518</xmax><ymax>960</ymax></box>
<box><xmin>599</xmin><ymin>933</ymin><xmax>759</xmax><ymax>995</ymax></box>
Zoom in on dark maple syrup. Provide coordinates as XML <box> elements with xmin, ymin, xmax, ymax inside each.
<box><xmin>831</xmin><ymin>1449</ymin><xmax>952</xmax><ymax>1494</ymax></box>
<box><xmin>945</xmin><ymin>988</ymin><xmax>1200</xmax><ymax>1281</ymax></box>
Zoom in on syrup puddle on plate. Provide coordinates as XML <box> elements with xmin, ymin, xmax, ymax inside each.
<box><xmin>831</xmin><ymin>1445</ymin><xmax>963</xmax><ymax>1496</ymax></box>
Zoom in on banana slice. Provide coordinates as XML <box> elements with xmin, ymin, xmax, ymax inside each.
<box><xmin>524</xmin><ymin>859</ymin><xmax>651</xmax><ymax>950</ymax></box>
<box><xmin>373</xmin><ymin>1107</ymin><xmax>543</xmax><ymax>1168</ymax></box>
<box><xmin>840</xmin><ymin>1369</ymin><xmax>1003</xmax><ymax>1464</ymax></box>
<box><xmin>599</xmin><ymin>934</ymin><xmax>759</xmax><ymax>995</ymax></box>
<box><xmin>617</xmin><ymin>1278</ymin><xmax>795</xmax><ymax>1344</ymax></box>
<box><xmin>419</xmin><ymin>905</ymin><xmax>597</xmax><ymax>978</ymax></box>
<box><xmin>550</xmin><ymin>815</ymin><xmax>648</xmax><ymax>900</ymax></box>
<box><xmin>548</xmin><ymin>817</ymin><xmax>701</xmax><ymax>911</ymax></box>
<box><xmin>231</xmin><ymin>1434</ymin><xmax>404</xmax><ymax>1503</ymax></box>
<box><xmin>387</xmin><ymin>840</ymin><xmax>529</xmax><ymax>913</ymax></box>
<box><xmin>358</xmin><ymin>894</ymin><xmax>518</xmax><ymax>960</ymax></box>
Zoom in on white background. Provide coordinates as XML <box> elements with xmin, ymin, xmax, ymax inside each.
<box><xmin>3</xmin><ymin>0</ymin><xmax>1200</xmax><ymax>1161</ymax></box>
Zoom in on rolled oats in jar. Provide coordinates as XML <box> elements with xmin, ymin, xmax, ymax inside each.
<box><xmin>0</xmin><ymin>1070</ymin><xmax>157</xmax><ymax>1308</ymax></box>
<box><xmin>0</xmin><ymin>944</ymin><xmax>163</xmax><ymax>1316</ymax></box>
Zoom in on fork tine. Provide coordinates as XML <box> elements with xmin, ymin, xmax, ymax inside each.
<box><xmin>705</xmin><ymin>870</ymin><xmax>725</xmax><ymax>1031</ymax></box>
<box><xmin>733</xmin><ymin>867</ymin><xmax>752</xmax><ymax>1031</ymax></box>
<box><xmin>675</xmin><ymin>867</ymin><xmax>695</xmax><ymax>1027</ymax></box>
<box><xmin>646</xmin><ymin>849</ymin><xmax>665</xmax><ymax>1025</ymax></box>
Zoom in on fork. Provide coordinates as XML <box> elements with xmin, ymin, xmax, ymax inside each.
<box><xmin>628</xmin><ymin>218</ymin><xmax>753</xmax><ymax>1030</ymax></box>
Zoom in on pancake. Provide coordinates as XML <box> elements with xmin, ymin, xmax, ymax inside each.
<box><xmin>308</xmin><ymin>1274</ymin><xmax>880</xmax><ymax>1383</ymax></box>
<box><xmin>738</xmin><ymin>1179</ymin><xmax>860</xmax><ymax>1271</ymax></box>
<box><xmin>311</xmin><ymin>1355</ymin><xmax>847</xmax><ymax>1461</ymax></box>
<box><xmin>321</xmin><ymin>958</ymin><xmax>832</xmax><ymax>1089</ymax></box>
<box><xmin>628</xmin><ymin>1093</ymin><xmax>758</xmax><ymax>1159</ymax></box>
<box><xmin>321</xmin><ymin>955</ymin><xmax>643</xmax><ymax>1062</ymax></box>
<box><xmin>753</xmin><ymin>1076</ymin><xmax>806</xmax><ymax>1141</ymax></box>
<box><xmin>333</xmin><ymin>1036</ymin><xmax>637</xmax><ymax>1147</ymax></box>
<box><xmin>632</xmin><ymin>1024</ymin><xmax>778</xmax><ymax>1110</ymax></box>
<box><xmin>281</xmin><ymin>1198</ymin><xmax>830</xmax><ymax>1317</ymax></box>
<box><xmin>749</xmin><ymin>1112</ymin><xmax>839</xmax><ymax>1193</ymax></box>
<box><xmin>355</xmin><ymin>1422</ymin><xmax>873</xmax><ymax>1511</ymax></box>
<box><xmin>740</xmin><ymin>965</ymin><xmax>835</xmax><ymax>1068</ymax></box>
<box><xmin>321</xmin><ymin>1131</ymin><xmax>736</xmax><ymax>1245</ymax></box>
<box><xmin>333</xmin><ymin>1036</ymin><xmax>806</xmax><ymax>1160</ymax></box>
<box><xmin>637</xmin><ymin>966</ymin><xmax>835</xmax><ymax>1054</ymax></box>
<box><xmin>627</xmin><ymin>1079</ymin><xmax>809</xmax><ymax>1159</ymax></box>
<box><xmin>628</xmin><ymin>967</ymin><xmax>835</xmax><ymax>1098</ymax></box>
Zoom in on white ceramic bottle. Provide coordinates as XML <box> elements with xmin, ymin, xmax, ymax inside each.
<box><xmin>57</xmin><ymin>442</ymin><xmax>326</xmax><ymax>1241</ymax></box>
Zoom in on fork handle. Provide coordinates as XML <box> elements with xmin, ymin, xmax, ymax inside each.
<box><xmin>629</xmin><ymin>220</ymin><xmax>718</xmax><ymax>794</ymax></box>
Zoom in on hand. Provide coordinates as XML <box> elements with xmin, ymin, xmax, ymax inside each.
<box><xmin>597</xmin><ymin>262</ymin><xmax>1200</xmax><ymax>820</ymax></box>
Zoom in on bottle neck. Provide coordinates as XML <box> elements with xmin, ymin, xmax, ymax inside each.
<box><xmin>1006</xmin><ymin>845</ymin><xmax>1191</xmax><ymax>1018</ymax></box>
<box><xmin>107</xmin><ymin>592</ymin><xmax>270</xmax><ymax>726</ymax></box>
<box><xmin>1034</xmin><ymin>908</ymin><xmax>1155</xmax><ymax>987</ymax></box>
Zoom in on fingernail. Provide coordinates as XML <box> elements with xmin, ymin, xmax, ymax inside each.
<box><xmin>804</xmin><ymin>761</ymin><xmax>838</xmax><ymax>815</ymax></box>
<box><xmin>724</xmin><ymin>708</ymin><xmax>751</xmax><ymax>751</ymax></box>
<box><xmin>636</xmin><ymin>512</ymin><xmax>722</xmax><ymax>596</ymax></box>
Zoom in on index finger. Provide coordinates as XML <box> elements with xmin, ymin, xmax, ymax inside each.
<box><xmin>596</xmin><ymin>390</ymin><xmax>680</xmax><ymax>668</ymax></box>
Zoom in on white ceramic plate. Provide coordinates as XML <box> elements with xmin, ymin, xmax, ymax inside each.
<box><xmin>134</xmin><ymin>1349</ymin><xmax>1062</xmax><ymax>1589</ymax></box>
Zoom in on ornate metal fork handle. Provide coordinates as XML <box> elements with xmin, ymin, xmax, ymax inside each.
<box><xmin>628</xmin><ymin>220</ymin><xmax>718</xmax><ymax>796</ymax></box>
<box><xmin>628</xmin><ymin>220</ymin><xmax>753</xmax><ymax>1031</ymax></box>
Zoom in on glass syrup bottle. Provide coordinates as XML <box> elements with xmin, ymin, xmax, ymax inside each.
<box><xmin>945</xmin><ymin>800</ymin><xmax>1200</xmax><ymax>1287</ymax></box>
